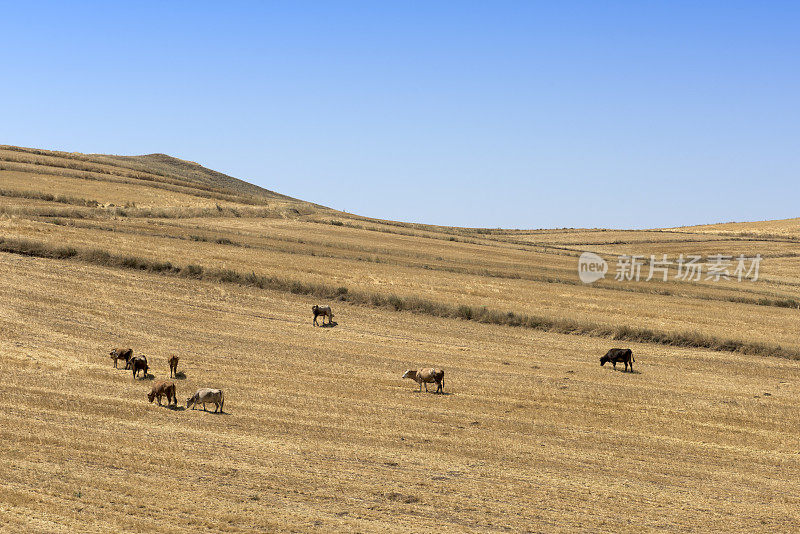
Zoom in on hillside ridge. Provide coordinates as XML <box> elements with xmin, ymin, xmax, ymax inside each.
<box><xmin>4</xmin><ymin>144</ymin><xmax>798</xmax><ymax>233</ymax></box>
<box><xmin>0</xmin><ymin>144</ymin><xmax>304</xmax><ymax>205</ymax></box>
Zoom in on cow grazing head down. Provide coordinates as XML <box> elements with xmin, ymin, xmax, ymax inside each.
<box><xmin>599</xmin><ymin>348</ymin><xmax>635</xmax><ymax>372</ymax></box>
<box><xmin>147</xmin><ymin>391</ymin><xmax>157</xmax><ymax>403</ymax></box>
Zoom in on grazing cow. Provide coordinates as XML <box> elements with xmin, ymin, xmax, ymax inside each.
<box><xmin>312</xmin><ymin>305</ymin><xmax>334</xmax><ymax>326</ymax></box>
<box><xmin>600</xmin><ymin>348</ymin><xmax>635</xmax><ymax>372</ymax></box>
<box><xmin>402</xmin><ymin>368</ymin><xmax>445</xmax><ymax>394</ymax></box>
<box><xmin>147</xmin><ymin>381</ymin><xmax>176</xmax><ymax>406</ymax></box>
<box><xmin>168</xmin><ymin>355</ymin><xmax>179</xmax><ymax>378</ymax></box>
<box><xmin>186</xmin><ymin>388</ymin><xmax>224</xmax><ymax>413</ymax></box>
<box><xmin>109</xmin><ymin>348</ymin><xmax>133</xmax><ymax>369</ymax></box>
<box><xmin>130</xmin><ymin>355</ymin><xmax>149</xmax><ymax>379</ymax></box>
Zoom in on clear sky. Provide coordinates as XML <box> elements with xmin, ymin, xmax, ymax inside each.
<box><xmin>1</xmin><ymin>1</ymin><xmax>797</xmax><ymax>229</ymax></box>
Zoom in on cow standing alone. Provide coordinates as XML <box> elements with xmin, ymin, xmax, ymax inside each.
<box><xmin>312</xmin><ymin>305</ymin><xmax>334</xmax><ymax>326</ymax></box>
<box><xmin>402</xmin><ymin>368</ymin><xmax>445</xmax><ymax>394</ymax></box>
<box><xmin>600</xmin><ymin>348</ymin><xmax>635</xmax><ymax>372</ymax></box>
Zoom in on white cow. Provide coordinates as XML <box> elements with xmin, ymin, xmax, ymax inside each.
<box><xmin>186</xmin><ymin>388</ymin><xmax>224</xmax><ymax>413</ymax></box>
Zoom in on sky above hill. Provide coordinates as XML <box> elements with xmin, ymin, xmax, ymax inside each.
<box><xmin>1</xmin><ymin>2</ymin><xmax>798</xmax><ymax>229</ymax></box>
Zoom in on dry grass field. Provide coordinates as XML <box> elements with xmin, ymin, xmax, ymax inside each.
<box><xmin>1</xmin><ymin>145</ymin><xmax>799</xmax><ymax>532</ymax></box>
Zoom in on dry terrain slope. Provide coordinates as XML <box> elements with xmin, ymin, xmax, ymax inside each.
<box><xmin>1</xmin><ymin>146</ymin><xmax>799</xmax><ymax>532</ymax></box>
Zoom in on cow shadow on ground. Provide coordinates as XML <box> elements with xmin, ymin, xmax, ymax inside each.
<box><xmin>174</xmin><ymin>371</ymin><xmax>187</xmax><ymax>379</ymax></box>
<box><xmin>319</xmin><ymin>321</ymin><xmax>338</xmax><ymax>328</ymax></box>
<box><xmin>411</xmin><ymin>391</ymin><xmax>452</xmax><ymax>396</ymax></box>
<box><xmin>164</xmin><ymin>404</ymin><xmax>186</xmax><ymax>411</ymax></box>
<box><xmin>136</xmin><ymin>374</ymin><xmax>154</xmax><ymax>381</ymax></box>
<box><xmin>611</xmin><ymin>368</ymin><xmax>641</xmax><ymax>374</ymax></box>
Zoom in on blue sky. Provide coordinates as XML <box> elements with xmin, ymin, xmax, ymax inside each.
<box><xmin>1</xmin><ymin>1</ymin><xmax>797</xmax><ymax>228</ymax></box>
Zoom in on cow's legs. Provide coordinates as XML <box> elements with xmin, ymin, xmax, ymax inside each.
<box><xmin>612</xmin><ymin>362</ymin><xmax>617</xmax><ymax>370</ymax></box>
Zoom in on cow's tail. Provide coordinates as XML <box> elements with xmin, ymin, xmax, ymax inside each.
<box><xmin>220</xmin><ymin>391</ymin><xmax>224</xmax><ymax>413</ymax></box>
<box><xmin>630</xmin><ymin>350</ymin><xmax>635</xmax><ymax>363</ymax></box>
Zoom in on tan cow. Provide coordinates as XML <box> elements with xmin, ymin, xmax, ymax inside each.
<box><xmin>402</xmin><ymin>368</ymin><xmax>445</xmax><ymax>394</ymax></box>
<box><xmin>148</xmin><ymin>381</ymin><xmax>176</xmax><ymax>406</ymax></box>
<box><xmin>312</xmin><ymin>305</ymin><xmax>334</xmax><ymax>326</ymax></box>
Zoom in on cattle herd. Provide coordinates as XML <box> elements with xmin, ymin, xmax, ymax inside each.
<box><xmin>107</xmin><ymin>306</ymin><xmax>638</xmax><ymax>413</ymax></box>
<box><xmin>107</xmin><ymin>347</ymin><xmax>224</xmax><ymax>413</ymax></box>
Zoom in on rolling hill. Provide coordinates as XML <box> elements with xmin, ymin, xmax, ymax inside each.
<box><xmin>1</xmin><ymin>145</ymin><xmax>799</xmax><ymax>532</ymax></box>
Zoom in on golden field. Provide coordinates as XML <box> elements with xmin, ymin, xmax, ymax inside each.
<box><xmin>1</xmin><ymin>145</ymin><xmax>799</xmax><ymax>532</ymax></box>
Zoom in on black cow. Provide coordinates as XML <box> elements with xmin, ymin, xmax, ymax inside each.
<box><xmin>600</xmin><ymin>348</ymin><xmax>635</xmax><ymax>372</ymax></box>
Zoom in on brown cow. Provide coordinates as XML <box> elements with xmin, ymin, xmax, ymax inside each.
<box><xmin>402</xmin><ymin>368</ymin><xmax>445</xmax><ymax>394</ymax></box>
<box><xmin>130</xmin><ymin>355</ymin><xmax>149</xmax><ymax>379</ymax></box>
<box><xmin>148</xmin><ymin>381</ymin><xmax>176</xmax><ymax>406</ymax></box>
<box><xmin>109</xmin><ymin>347</ymin><xmax>133</xmax><ymax>369</ymax></box>
<box><xmin>168</xmin><ymin>355</ymin><xmax>179</xmax><ymax>378</ymax></box>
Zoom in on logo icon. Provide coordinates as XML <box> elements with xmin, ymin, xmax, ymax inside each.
<box><xmin>578</xmin><ymin>252</ymin><xmax>607</xmax><ymax>284</ymax></box>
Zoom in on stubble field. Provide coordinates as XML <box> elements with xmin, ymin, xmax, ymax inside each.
<box><xmin>1</xmin><ymin>146</ymin><xmax>799</xmax><ymax>532</ymax></box>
